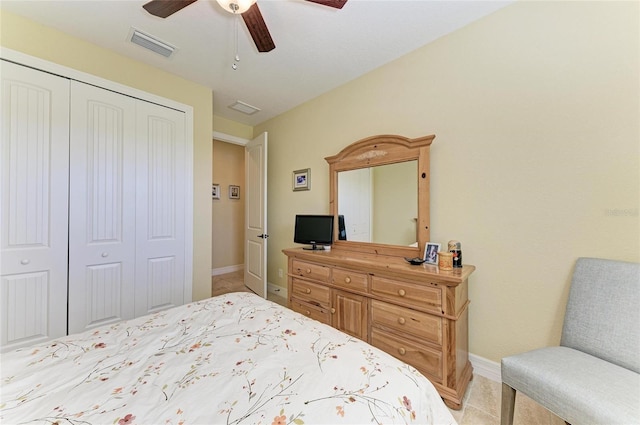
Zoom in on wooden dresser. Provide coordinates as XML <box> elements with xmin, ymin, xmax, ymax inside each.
<box><xmin>283</xmin><ymin>247</ymin><xmax>475</xmax><ymax>409</ymax></box>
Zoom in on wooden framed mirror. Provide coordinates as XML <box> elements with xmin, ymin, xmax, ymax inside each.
<box><xmin>325</xmin><ymin>134</ymin><xmax>434</xmax><ymax>258</ymax></box>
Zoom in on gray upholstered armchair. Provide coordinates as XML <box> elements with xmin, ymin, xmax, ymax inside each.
<box><xmin>501</xmin><ymin>257</ymin><xmax>640</xmax><ymax>425</ymax></box>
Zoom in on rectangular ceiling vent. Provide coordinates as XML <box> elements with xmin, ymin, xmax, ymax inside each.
<box><xmin>229</xmin><ymin>101</ymin><xmax>261</xmax><ymax>115</ymax></box>
<box><xmin>129</xmin><ymin>28</ymin><xmax>176</xmax><ymax>58</ymax></box>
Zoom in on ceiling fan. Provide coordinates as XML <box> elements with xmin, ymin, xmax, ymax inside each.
<box><xmin>142</xmin><ymin>0</ymin><xmax>348</xmax><ymax>53</ymax></box>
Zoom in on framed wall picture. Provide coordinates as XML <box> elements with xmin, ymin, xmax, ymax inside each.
<box><xmin>212</xmin><ymin>183</ymin><xmax>220</xmax><ymax>199</ymax></box>
<box><xmin>229</xmin><ymin>185</ymin><xmax>240</xmax><ymax>199</ymax></box>
<box><xmin>293</xmin><ymin>168</ymin><xmax>310</xmax><ymax>191</ymax></box>
<box><xmin>423</xmin><ymin>242</ymin><xmax>441</xmax><ymax>265</ymax></box>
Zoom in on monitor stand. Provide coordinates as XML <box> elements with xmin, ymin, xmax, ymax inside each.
<box><xmin>303</xmin><ymin>243</ymin><xmax>325</xmax><ymax>251</ymax></box>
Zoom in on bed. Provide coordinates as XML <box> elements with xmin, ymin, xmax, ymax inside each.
<box><xmin>1</xmin><ymin>292</ymin><xmax>456</xmax><ymax>424</ymax></box>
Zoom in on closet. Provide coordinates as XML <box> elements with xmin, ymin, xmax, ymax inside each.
<box><xmin>1</xmin><ymin>60</ymin><xmax>189</xmax><ymax>351</ymax></box>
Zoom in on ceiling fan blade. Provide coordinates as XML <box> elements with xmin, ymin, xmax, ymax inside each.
<box><xmin>242</xmin><ymin>3</ymin><xmax>275</xmax><ymax>53</ymax></box>
<box><xmin>304</xmin><ymin>0</ymin><xmax>347</xmax><ymax>9</ymax></box>
<box><xmin>143</xmin><ymin>0</ymin><xmax>198</xmax><ymax>18</ymax></box>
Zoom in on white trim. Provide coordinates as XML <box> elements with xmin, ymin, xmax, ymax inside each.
<box><xmin>211</xmin><ymin>264</ymin><xmax>244</xmax><ymax>276</ymax></box>
<box><xmin>183</xmin><ymin>110</ymin><xmax>194</xmax><ymax>303</ymax></box>
<box><xmin>268</xmin><ymin>282</ymin><xmax>288</xmax><ymax>299</ymax></box>
<box><xmin>469</xmin><ymin>353</ymin><xmax>501</xmax><ymax>383</ymax></box>
<box><xmin>1</xmin><ymin>47</ymin><xmax>194</xmax><ymax>304</ymax></box>
<box><xmin>212</xmin><ymin>131</ymin><xmax>250</xmax><ymax>146</ymax></box>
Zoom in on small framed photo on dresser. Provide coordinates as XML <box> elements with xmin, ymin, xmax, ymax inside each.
<box><xmin>423</xmin><ymin>242</ymin><xmax>440</xmax><ymax>265</ymax></box>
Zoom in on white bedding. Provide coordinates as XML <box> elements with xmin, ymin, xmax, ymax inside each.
<box><xmin>1</xmin><ymin>292</ymin><xmax>456</xmax><ymax>424</ymax></box>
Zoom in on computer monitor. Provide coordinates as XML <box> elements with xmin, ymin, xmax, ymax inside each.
<box><xmin>293</xmin><ymin>214</ymin><xmax>334</xmax><ymax>250</ymax></box>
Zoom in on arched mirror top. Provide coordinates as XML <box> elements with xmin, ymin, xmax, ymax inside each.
<box><xmin>326</xmin><ymin>134</ymin><xmax>435</xmax><ymax>258</ymax></box>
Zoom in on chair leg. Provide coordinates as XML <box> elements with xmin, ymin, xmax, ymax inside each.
<box><xmin>501</xmin><ymin>383</ymin><xmax>516</xmax><ymax>425</ymax></box>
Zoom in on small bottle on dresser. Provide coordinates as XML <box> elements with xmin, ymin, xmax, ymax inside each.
<box><xmin>448</xmin><ymin>240</ymin><xmax>463</xmax><ymax>268</ymax></box>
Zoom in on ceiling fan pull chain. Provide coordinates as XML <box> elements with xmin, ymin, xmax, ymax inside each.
<box><xmin>232</xmin><ymin>15</ymin><xmax>240</xmax><ymax>70</ymax></box>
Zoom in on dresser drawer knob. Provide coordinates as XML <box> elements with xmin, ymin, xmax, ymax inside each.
<box><xmin>398</xmin><ymin>317</ymin><xmax>406</xmax><ymax>325</ymax></box>
<box><xmin>398</xmin><ymin>347</ymin><xmax>406</xmax><ymax>356</ymax></box>
<box><xmin>305</xmin><ymin>268</ymin><xmax>311</xmax><ymax>274</ymax></box>
<box><xmin>305</xmin><ymin>288</ymin><xmax>311</xmax><ymax>294</ymax></box>
<box><xmin>20</xmin><ymin>259</ymin><xmax>30</xmax><ymax>265</ymax></box>
<box><xmin>398</xmin><ymin>289</ymin><xmax>406</xmax><ymax>297</ymax></box>
<box><xmin>344</xmin><ymin>277</ymin><xmax>351</xmax><ymax>284</ymax></box>
<box><xmin>305</xmin><ymin>310</ymin><xmax>311</xmax><ymax>316</ymax></box>
<box><xmin>331</xmin><ymin>308</ymin><xmax>336</xmax><ymax>314</ymax></box>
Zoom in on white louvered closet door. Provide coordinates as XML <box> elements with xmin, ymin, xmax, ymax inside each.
<box><xmin>67</xmin><ymin>82</ymin><xmax>137</xmax><ymax>334</ymax></box>
<box><xmin>134</xmin><ymin>101</ymin><xmax>186</xmax><ymax>317</ymax></box>
<box><xmin>0</xmin><ymin>61</ymin><xmax>70</xmax><ymax>351</ymax></box>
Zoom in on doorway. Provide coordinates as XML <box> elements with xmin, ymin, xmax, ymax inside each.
<box><xmin>211</xmin><ymin>139</ymin><xmax>245</xmax><ymax>275</ymax></box>
<box><xmin>211</xmin><ymin>132</ymin><xmax>268</xmax><ymax>299</ymax></box>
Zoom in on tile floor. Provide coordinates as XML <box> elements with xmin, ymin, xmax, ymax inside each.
<box><xmin>212</xmin><ymin>271</ymin><xmax>565</xmax><ymax>425</ymax></box>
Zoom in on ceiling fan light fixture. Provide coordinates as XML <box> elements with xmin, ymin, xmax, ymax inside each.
<box><xmin>216</xmin><ymin>0</ymin><xmax>257</xmax><ymax>14</ymax></box>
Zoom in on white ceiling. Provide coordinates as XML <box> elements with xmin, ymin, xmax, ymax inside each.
<box><xmin>1</xmin><ymin>0</ymin><xmax>513</xmax><ymax>126</ymax></box>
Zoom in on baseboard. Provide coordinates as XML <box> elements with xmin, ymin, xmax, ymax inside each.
<box><xmin>469</xmin><ymin>353</ymin><xmax>501</xmax><ymax>382</ymax></box>
<box><xmin>268</xmin><ymin>282</ymin><xmax>288</xmax><ymax>298</ymax></box>
<box><xmin>211</xmin><ymin>264</ymin><xmax>243</xmax><ymax>276</ymax></box>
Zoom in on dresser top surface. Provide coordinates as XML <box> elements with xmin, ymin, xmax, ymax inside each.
<box><xmin>283</xmin><ymin>247</ymin><xmax>475</xmax><ymax>285</ymax></box>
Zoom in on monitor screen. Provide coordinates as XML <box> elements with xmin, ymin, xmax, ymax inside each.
<box><xmin>294</xmin><ymin>215</ymin><xmax>334</xmax><ymax>250</ymax></box>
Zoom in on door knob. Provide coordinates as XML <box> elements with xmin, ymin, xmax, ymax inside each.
<box><xmin>257</xmin><ymin>234</ymin><xmax>269</xmax><ymax>239</ymax></box>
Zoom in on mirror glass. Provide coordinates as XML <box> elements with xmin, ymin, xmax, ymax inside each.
<box><xmin>337</xmin><ymin>161</ymin><xmax>418</xmax><ymax>247</ymax></box>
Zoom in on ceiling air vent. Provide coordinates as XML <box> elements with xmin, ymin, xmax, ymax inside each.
<box><xmin>129</xmin><ymin>28</ymin><xmax>176</xmax><ymax>58</ymax></box>
<box><xmin>229</xmin><ymin>101</ymin><xmax>261</xmax><ymax>115</ymax></box>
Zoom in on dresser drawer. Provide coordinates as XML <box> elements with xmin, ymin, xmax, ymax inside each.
<box><xmin>371</xmin><ymin>276</ymin><xmax>442</xmax><ymax>313</ymax></box>
<box><xmin>291</xmin><ymin>278</ymin><xmax>330</xmax><ymax>307</ymax></box>
<box><xmin>370</xmin><ymin>328</ymin><xmax>443</xmax><ymax>382</ymax></box>
<box><xmin>291</xmin><ymin>260</ymin><xmax>330</xmax><ymax>282</ymax></box>
<box><xmin>371</xmin><ymin>300</ymin><xmax>442</xmax><ymax>345</ymax></box>
<box><xmin>332</xmin><ymin>268</ymin><xmax>368</xmax><ymax>292</ymax></box>
<box><xmin>290</xmin><ymin>300</ymin><xmax>331</xmax><ymax>325</ymax></box>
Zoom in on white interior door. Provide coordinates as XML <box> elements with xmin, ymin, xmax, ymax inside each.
<box><xmin>0</xmin><ymin>61</ymin><xmax>69</xmax><ymax>351</ymax></box>
<box><xmin>135</xmin><ymin>100</ymin><xmax>186</xmax><ymax>317</ymax></box>
<box><xmin>244</xmin><ymin>132</ymin><xmax>268</xmax><ymax>297</ymax></box>
<box><xmin>68</xmin><ymin>81</ymin><xmax>137</xmax><ymax>334</ymax></box>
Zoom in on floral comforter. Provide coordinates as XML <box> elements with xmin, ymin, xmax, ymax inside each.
<box><xmin>1</xmin><ymin>292</ymin><xmax>456</xmax><ymax>425</ymax></box>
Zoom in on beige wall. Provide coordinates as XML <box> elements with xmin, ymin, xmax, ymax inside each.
<box><xmin>255</xmin><ymin>1</ymin><xmax>639</xmax><ymax>362</ymax></box>
<box><xmin>212</xmin><ymin>140</ymin><xmax>245</xmax><ymax>271</ymax></box>
<box><xmin>1</xmin><ymin>10</ymin><xmax>214</xmax><ymax>301</ymax></box>
<box><xmin>213</xmin><ymin>115</ymin><xmax>254</xmax><ymax>140</ymax></box>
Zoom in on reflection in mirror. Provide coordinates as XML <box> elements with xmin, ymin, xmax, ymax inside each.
<box><xmin>338</xmin><ymin>161</ymin><xmax>417</xmax><ymax>246</ymax></box>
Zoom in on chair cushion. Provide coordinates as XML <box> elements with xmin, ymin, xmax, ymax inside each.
<box><xmin>502</xmin><ymin>346</ymin><xmax>640</xmax><ymax>425</ymax></box>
